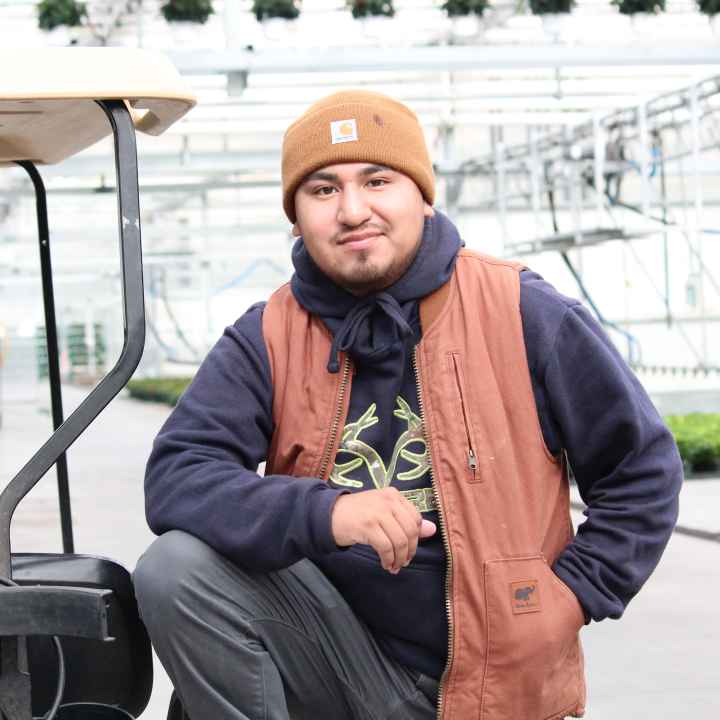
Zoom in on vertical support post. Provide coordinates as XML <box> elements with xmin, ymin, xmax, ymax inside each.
<box><xmin>689</xmin><ymin>83</ymin><xmax>707</xmax><ymax>365</ymax></box>
<box><xmin>201</xmin><ymin>192</ymin><xmax>213</xmax><ymax>350</ymax></box>
<box><xmin>14</xmin><ymin>161</ymin><xmax>74</xmax><ymax>555</ymax></box>
<box><xmin>224</xmin><ymin>0</ymin><xmax>243</xmax><ymax>48</ymax></box>
<box><xmin>562</xmin><ymin>125</ymin><xmax>572</xmax><ymax>206</ymax></box>
<box><xmin>638</xmin><ymin>101</ymin><xmax>651</xmax><ymax>219</ymax></box>
<box><xmin>564</xmin><ymin>127</ymin><xmax>583</xmax><ymax>252</ymax></box>
<box><xmin>494</xmin><ymin>126</ymin><xmax>508</xmax><ymax>251</ymax></box>
<box><xmin>528</xmin><ymin>126</ymin><xmax>543</xmax><ymax>237</ymax></box>
<box><xmin>137</xmin><ymin>0</ymin><xmax>144</xmax><ymax>46</ymax></box>
<box><xmin>593</xmin><ymin>111</ymin><xmax>605</xmax><ymax>225</ymax></box>
<box><xmin>490</xmin><ymin>126</ymin><xmax>498</xmax><ymax>201</ymax></box>
<box><xmin>655</xmin><ymin>130</ymin><xmax>672</xmax><ymax>328</ymax></box>
<box><xmin>440</xmin><ymin>120</ymin><xmax>463</xmax><ymax>219</ymax></box>
<box><xmin>569</xmin><ymin>157</ymin><xmax>583</xmax><ymax>245</ymax></box>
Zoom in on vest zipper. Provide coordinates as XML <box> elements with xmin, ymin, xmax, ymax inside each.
<box><xmin>450</xmin><ymin>353</ymin><xmax>479</xmax><ymax>479</ymax></box>
<box><xmin>317</xmin><ymin>355</ymin><xmax>351</xmax><ymax>481</ymax></box>
<box><xmin>414</xmin><ymin>347</ymin><xmax>454</xmax><ymax>720</ymax></box>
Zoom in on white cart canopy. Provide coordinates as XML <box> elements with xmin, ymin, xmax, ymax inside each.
<box><xmin>0</xmin><ymin>47</ymin><xmax>196</xmax><ymax>165</ymax></box>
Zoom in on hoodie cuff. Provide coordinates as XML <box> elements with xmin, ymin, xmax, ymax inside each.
<box><xmin>307</xmin><ymin>484</ymin><xmax>350</xmax><ymax>557</ymax></box>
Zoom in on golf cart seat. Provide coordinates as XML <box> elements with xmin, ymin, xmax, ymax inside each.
<box><xmin>12</xmin><ymin>554</ymin><xmax>152</xmax><ymax>718</ymax></box>
<box><xmin>0</xmin><ymin>48</ymin><xmax>195</xmax><ymax>719</ymax></box>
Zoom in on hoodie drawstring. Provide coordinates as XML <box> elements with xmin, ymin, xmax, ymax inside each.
<box><xmin>327</xmin><ymin>292</ymin><xmax>413</xmax><ymax>373</ymax></box>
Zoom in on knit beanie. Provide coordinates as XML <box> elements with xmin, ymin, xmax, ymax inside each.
<box><xmin>281</xmin><ymin>90</ymin><xmax>435</xmax><ymax>223</ymax></box>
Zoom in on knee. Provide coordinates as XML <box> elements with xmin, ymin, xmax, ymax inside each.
<box><xmin>133</xmin><ymin>530</ymin><xmax>212</xmax><ymax>623</ymax></box>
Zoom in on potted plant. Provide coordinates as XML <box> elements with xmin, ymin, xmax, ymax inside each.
<box><xmin>160</xmin><ymin>0</ymin><xmax>214</xmax><ymax>23</ymax></box>
<box><xmin>443</xmin><ymin>0</ymin><xmax>488</xmax><ymax>14</ymax></box>
<box><xmin>348</xmin><ymin>0</ymin><xmax>394</xmax><ymax>42</ymax></box>
<box><xmin>348</xmin><ymin>0</ymin><xmax>394</xmax><ymax>17</ymax></box>
<box><xmin>442</xmin><ymin>0</ymin><xmax>489</xmax><ymax>40</ymax></box>
<box><xmin>252</xmin><ymin>0</ymin><xmax>300</xmax><ymax>44</ymax></box>
<box><xmin>160</xmin><ymin>0</ymin><xmax>214</xmax><ymax>47</ymax></box>
<box><xmin>37</xmin><ymin>0</ymin><xmax>86</xmax><ymax>31</ymax></box>
<box><xmin>528</xmin><ymin>0</ymin><xmax>573</xmax><ymax>12</ymax></box>
<box><xmin>696</xmin><ymin>0</ymin><xmax>720</xmax><ymax>34</ymax></box>
<box><xmin>528</xmin><ymin>0</ymin><xmax>575</xmax><ymax>43</ymax></box>
<box><xmin>251</xmin><ymin>0</ymin><xmax>300</xmax><ymax>21</ymax></box>
<box><xmin>79</xmin><ymin>1</ymin><xmax>145</xmax><ymax>47</ymax></box>
<box><xmin>611</xmin><ymin>0</ymin><xmax>665</xmax><ymax>35</ymax></box>
<box><xmin>37</xmin><ymin>0</ymin><xmax>92</xmax><ymax>44</ymax></box>
<box><xmin>611</xmin><ymin>0</ymin><xmax>664</xmax><ymax>13</ymax></box>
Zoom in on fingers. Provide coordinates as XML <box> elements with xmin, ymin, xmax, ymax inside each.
<box><xmin>330</xmin><ymin>487</ymin><xmax>433</xmax><ymax>574</ymax></box>
<box><xmin>375</xmin><ymin>490</ymin><xmax>423</xmax><ymax>573</ymax></box>
<box><xmin>375</xmin><ymin>516</ymin><xmax>408</xmax><ymax>574</ymax></box>
<box><xmin>393</xmin><ymin>500</ymin><xmax>423</xmax><ymax>567</ymax></box>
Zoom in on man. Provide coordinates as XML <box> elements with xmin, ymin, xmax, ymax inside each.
<box><xmin>134</xmin><ymin>91</ymin><xmax>682</xmax><ymax>720</ymax></box>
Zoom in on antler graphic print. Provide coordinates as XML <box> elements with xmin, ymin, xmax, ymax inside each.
<box><xmin>329</xmin><ymin>397</ymin><xmax>430</xmax><ymax>489</ymax></box>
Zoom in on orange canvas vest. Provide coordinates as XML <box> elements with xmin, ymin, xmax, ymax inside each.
<box><xmin>262</xmin><ymin>249</ymin><xmax>586</xmax><ymax>720</ymax></box>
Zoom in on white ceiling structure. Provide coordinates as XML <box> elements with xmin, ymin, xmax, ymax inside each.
<box><xmin>3</xmin><ymin>0</ymin><xmax>720</xmax><ymax>189</ymax></box>
<box><xmin>1</xmin><ymin>0</ymin><xmax>720</xmax><ymax>374</ymax></box>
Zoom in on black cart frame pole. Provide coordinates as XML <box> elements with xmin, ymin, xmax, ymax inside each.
<box><xmin>0</xmin><ymin>100</ymin><xmax>145</xmax><ymax>580</ymax></box>
<box><xmin>14</xmin><ymin>161</ymin><xmax>74</xmax><ymax>555</ymax></box>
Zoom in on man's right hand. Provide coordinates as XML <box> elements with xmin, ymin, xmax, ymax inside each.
<box><xmin>330</xmin><ymin>488</ymin><xmax>437</xmax><ymax>574</ymax></box>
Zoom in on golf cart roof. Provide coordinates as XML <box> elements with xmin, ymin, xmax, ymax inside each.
<box><xmin>0</xmin><ymin>47</ymin><xmax>196</xmax><ymax>166</ymax></box>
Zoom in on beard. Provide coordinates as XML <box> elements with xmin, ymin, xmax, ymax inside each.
<box><xmin>332</xmin><ymin>245</ymin><xmax>418</xmax><ymax>296</ymax></box>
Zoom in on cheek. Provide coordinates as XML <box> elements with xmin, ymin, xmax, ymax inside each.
<box><xmin>300</xmin><ymin>226</ymin><xmax>338</xmax><ymax>271</ymax></box>
<box><xmin>297</xmin><ymin>206</ymin><xmax>336</xmax><ymax>241</ymax></box>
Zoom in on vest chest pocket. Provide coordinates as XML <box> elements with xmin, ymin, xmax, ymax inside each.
<box><xmin>447</xmin><ymin>351</ymin><xmax>509</xmax><ymax>485</ymax></box>
<box><xmin>480</xmin><ymin>555</ymin><xmax>585</xmax><ymax>720</ymax></box>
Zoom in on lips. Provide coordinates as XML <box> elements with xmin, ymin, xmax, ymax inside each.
<box><xmin>338</xmin><ymin>231</ymin><xmax>382</xmax><ymax>246</ymax></box>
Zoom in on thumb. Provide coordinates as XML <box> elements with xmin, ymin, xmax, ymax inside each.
<box><xmin>420</xmin><ymin>519</ymin><xmax>437</xmax><ymax>538</ymax></box>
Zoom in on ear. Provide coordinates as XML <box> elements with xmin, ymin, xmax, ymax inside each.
<box><xmin>423</xmin><ymin>202</ymin><xmax>435</xmax><ymax>219</ymax></box>
<box><xmin>291</xmin><ymin>222</ymin><xmax>300</xmax><ymax>236</ymax></box>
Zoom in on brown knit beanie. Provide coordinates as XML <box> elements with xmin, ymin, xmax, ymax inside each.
<box><xmin>281</xmin><ymin>90</ymin><xmax>435</xmax><ymax>223</ymax></box>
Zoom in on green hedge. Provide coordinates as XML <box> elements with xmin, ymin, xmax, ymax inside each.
<box><xmin>126</xmin><ymin>377</ymin><xmax>193</xmax><ymax>406</ymax></box>
<box><xmin>665</xmin><ymin>413</ymin><xmax>720</xmax><ymax>474</ymax></box>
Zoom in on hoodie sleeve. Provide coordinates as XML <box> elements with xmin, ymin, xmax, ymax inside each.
<box><xmin>520</xmin><ymin>271</ymin><xmax>683</xmax><ymax>623</ymax></box>
<box><xmin>144</xmin><ymin>303</ymin><xmax>346</xmax><ymax>570</ymax></box>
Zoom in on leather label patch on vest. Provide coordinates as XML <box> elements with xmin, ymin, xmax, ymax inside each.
<box><xmin>510</xmin><ymin>580</ymin><xmax>541</xmax><ymax>614</ymax></box>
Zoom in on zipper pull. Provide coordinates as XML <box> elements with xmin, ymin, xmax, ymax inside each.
<box><xmin>468</xmin><ymin>449</ymin><xmax>478</xmax><ymax>471</ymax></box>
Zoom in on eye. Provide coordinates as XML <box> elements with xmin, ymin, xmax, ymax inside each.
<box><xmin>367</xmin><ymin>177</ymin><xmax>388</xmax><ymax>188</ymax></box>
<box><xmin>313</xmin><ymin>185</ymin><xmax>337</xmax><ymax>196</ymax></box>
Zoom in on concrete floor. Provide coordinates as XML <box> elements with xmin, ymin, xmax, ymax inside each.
<box><xmin>1</xmin><ymin>383</ymin><xmax>718</xmax><ymax>719</ymax></box>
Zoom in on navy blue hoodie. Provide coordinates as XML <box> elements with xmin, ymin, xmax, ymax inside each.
<box><xmin>144</xmin><ymin>211</ymin><xmax>682</xmax><ymax>680</ymax></box>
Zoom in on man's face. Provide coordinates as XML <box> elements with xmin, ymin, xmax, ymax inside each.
<box><xmin>292</xmin><ymin>163</ymin><xmax>434</xmax><ymax>296</ymax></box>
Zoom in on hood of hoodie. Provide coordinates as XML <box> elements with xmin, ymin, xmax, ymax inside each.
<box><xmin>290</xmin><ymin>210</ymin><xmax>462</xmax><ymax>373</ymax></box>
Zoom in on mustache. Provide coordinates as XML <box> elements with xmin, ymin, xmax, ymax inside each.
<box><xmin>335</xmin><ymin>222</ymin><xmax>387</xmax><ymax>243</ymax></box>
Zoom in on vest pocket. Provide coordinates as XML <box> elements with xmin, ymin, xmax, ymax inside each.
<box><xmin>448</xmin><ymin>352</ymin><xmax>480</xmax><ymax>482</ymax></box>
<box><xmin>480</xmin><ymin>555</ymin><xmax>585</xmax><ymax>720</ymax></box>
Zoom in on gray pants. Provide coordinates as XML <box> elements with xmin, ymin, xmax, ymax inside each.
<box><xmin>133</xmin><ymin>530</ymin><xmax>438</xmax><ymax>720</ymax></box>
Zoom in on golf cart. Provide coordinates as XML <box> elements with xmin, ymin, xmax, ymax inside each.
<box><xmin>0</xmin><ymin>48</ymin><xmax>195</xmax><ymax>719</ymax></box>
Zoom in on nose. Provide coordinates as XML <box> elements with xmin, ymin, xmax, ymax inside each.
<box><xmin>337</xmin><ymin>185</ymin><xmax>371</xmax><ymax>227</ymax></box>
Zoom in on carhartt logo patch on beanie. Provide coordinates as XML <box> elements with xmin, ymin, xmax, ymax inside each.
<box><xmin>281</xmin><ymin>90</ymin><xmax>435</xmax><ymax>223</ymax></box>
<box><xmin>330</xmin><ymin>119</ymin><xmax>358</xmax><ymax>144</ymax></box>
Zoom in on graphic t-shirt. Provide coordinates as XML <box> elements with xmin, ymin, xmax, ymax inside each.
<box><xmin>317</xmin><ymin>305</ymin><xmax>448</xmax><ymax>679</ymax></box>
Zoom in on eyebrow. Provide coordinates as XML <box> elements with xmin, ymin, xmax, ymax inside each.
<box><xmin>302</xmin><ymin>164</ymin><xmax>392</xmax><ymax>185</ymax></box>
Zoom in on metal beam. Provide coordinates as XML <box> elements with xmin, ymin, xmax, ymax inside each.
<box><xmin>168</xmin><ymin>46</ymin><xmax>720</xmax><ymax>76</ymax></box>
